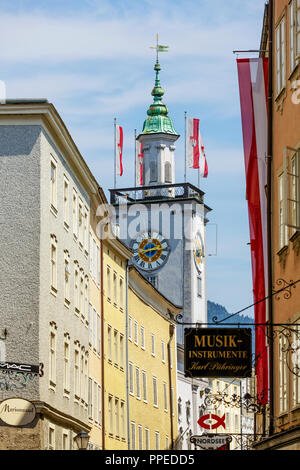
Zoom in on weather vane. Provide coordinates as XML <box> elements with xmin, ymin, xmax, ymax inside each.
<box><xmin>150</xmin><ymin>34</ymin><xmax>169</xmax><ymax>62</ymax></box>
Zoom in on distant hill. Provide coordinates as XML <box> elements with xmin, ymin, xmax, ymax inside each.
<box><xmin>207</xmin><ymin>300</ymin><xmax>255</xmax><ymax>353</ymax></box>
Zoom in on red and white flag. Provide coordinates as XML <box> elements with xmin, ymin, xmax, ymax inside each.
<box><xmin>116</xmin><ymin>125</ymin><xmax>123</xmax><ymax>176</ymax></box>
<box><xmin>136</xmin><ymin>140</ymin><xmax>143</xmax><ymax>186</ymax></box>
<box><xmin>199</xmin><ymin>134</ymin><xmax>208</xmax><ymax>178</ymax></box>
<box><xmin>237</xmin><ymin>57</ymin><xmax>269</xmax><ymax>404</ymax></box>
<box><xmin>186</xmin><ymin>117</ymin><xmax>208</xmax><ymax>177</ymax></box>
<box><xmin>186</xmin><ymin>117</ymin><xmax>200</xmax><ymax>169</ymax></box>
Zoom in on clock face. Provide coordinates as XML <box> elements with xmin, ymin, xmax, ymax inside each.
<box><xmin>131</xmin><ymin>232</ymin><xmax>170</xmax><ymax>271</ymax></box>
<box><xmin>193</xmin><ymin>233</ymin><xmax>204</xmax><ymax>271</ymax></box>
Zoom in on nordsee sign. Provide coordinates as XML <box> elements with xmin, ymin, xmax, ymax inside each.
<box><xmin>0</xmin><ymin>398</ymin><xmax>36</xmax><ymax>426</ymax></box>
<box><xmin>184</xmin><ymin>328</ymin><xmax>252</xmax><ymax>378</ymax></box>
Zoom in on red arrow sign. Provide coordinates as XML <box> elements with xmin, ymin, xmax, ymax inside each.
<box><xmin>198</xmin><ymin>413</ymin><xmax>226</xmax><ymax>431</ymax></box>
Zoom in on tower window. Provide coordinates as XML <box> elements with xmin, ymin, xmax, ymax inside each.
<box><xmin>150</xmin><ymin>161</ymin><xmax>157</xmax><ymax>182</ymax></box>
<box><xmin>165</xmin><ymin>162</ymin><xmax>172</xmax><ymax>183</ymax></box>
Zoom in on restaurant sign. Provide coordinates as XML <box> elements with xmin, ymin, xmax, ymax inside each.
<box><xmin>184</xmin><ymin>328</ymin><xmax>252</xmax><ymax>378</ymax></box>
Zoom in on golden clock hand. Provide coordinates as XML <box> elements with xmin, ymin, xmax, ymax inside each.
<box><xmin>139</xmin><ymin>246</ymin><xmax>163</xmax><ymax>255</ymax></box>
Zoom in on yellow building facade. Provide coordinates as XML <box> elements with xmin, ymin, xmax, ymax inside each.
<box><xmin>127</xmin><ymin>267</ymin><xmax>181</xmax><ymax>450</ymax></box>
<box><xmin>102</xmin><ymin>237</ymin><xmax>132</xmax><ymax>450</ymax></box>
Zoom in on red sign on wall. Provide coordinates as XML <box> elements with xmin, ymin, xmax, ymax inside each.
<box><xmin>198</xmin><ymin>413</ymin><xmax>226</xmax><ymax>431</ymax></box>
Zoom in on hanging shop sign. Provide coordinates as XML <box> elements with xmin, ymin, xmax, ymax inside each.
<box><xmin>198</xmin><ymin>413</ymin><xmax>226</xmax><ymax>431</ymax></box>
<box><xmin>184</xmin><ymin>328</ymin><xmax>252</xmax><ymax>378</ymax></box>
<box><xmin>190</xmin><ymin>434</ymin><xmax>232</xmax><ymax>450</ymax></box>
<box><xmin>0</xmin><ymin>362</ymin><xmax>40</xmax><ymax>375</ymax></box>
<box><xmin>0</xmin><ymin>398</ymin><xmax>36</xmax><ymax>426</ymax></box>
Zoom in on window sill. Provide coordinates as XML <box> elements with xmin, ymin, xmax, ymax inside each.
<box><xmin>64</xmin><ymin>299</ymin><xmax>70</xmax><ymax>309</ymax></box>
<box><xmin>50</xmin><ymin>286</ymin><xmax>57</xmax><ymax>298</ymax></box>
<box><xmin>50</xmin><ymin>205</ymin><xmax>58</xmax><ymax>217</ymax></box>
<box><xmin>288</xmin><ymin>62</ymin><xmax>299</xmax><ymax>82</ymax></box>
<box><xmin>64</xmin><ymin>221</ymin><xmax>69</xmax><ymax>232</ymax></box>
<box><xmin>277</xmin><ymin>244</ymin><xmax>289</xmax><ymax>268</ymax></box>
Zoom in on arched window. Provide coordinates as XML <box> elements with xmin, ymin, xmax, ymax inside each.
<box><xmin>165</xmin><ymin>162</ymin><xmax>172</xmax><ymax>183</ymax></box>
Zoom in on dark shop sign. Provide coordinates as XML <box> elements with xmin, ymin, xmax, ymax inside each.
<box><xmin>0</xmin><ymin>362</ymin><xmax>40</xmax><ymax>375</ymax></box>
<box><xmin>184</xmin><ymin>328</ymin><xmax>252</xmax><ymax>378</ymax></box>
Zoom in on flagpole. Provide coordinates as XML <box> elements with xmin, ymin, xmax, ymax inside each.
<box><xmin>134</xmin><ymin>129</ymin><xmax>137</xmax><ymax>187</ymax></box>
<box><xmin>114</xmin><ymin>117</ymin><xmax>117</xmax><ymax>189</ymax></box>
<box><xmin>184</xmin><ymin>111</ymin><xmax>187</xmax><ymax>183</ymax></box>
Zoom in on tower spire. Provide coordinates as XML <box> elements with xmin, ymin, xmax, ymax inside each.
<box><xmin>141</xmin><ymin>35</ymin><xmax>177</xmax><ymax>135</ymax></box>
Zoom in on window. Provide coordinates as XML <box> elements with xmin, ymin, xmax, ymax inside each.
<box><xmin>134</xmin><ymin>321</ymin><xmax>138</xmax><ymax>345</ymax></box>
<box><xmin>62</xmin><ymin>430</ymin><xmax>69</xmax><ymax>450</ymax></box>
<box><xmin>64</xmin><ymin>253</ymin><xmax>70</xmax><ymax>304</ymax></box>
<box><xmin>296</xmin><ymin>0</ymin><xmax>300</xmax><ymax>60</ymax></box>
<box><xmin>142</xmin><ymin>370</ymin><xmax>147</xmax><ymax>402</ymax></box>
<box><xmin>49</xmin><ymin>329</ymin><xmax>56</xmax><ymax>387</ymax></box>
<box><xmin>165</xmin><ymin>162</ymin><xmax>172</xmax><ymax>183</ymax></box>
<box><xmin>89</xmin><ymin>304</ymin><xmax>92</xmax><ymax>345</ymax></box>
<box><xmin>88</xmin><ymin>377</ymin><xmax>93</xmax><ymax>419</ymax></box>
<box><xmin>108</xmin><ymin>395</ymin><xmax>113</xmax><ymax>435</ymax></box>
<box><xmin>64</xmin><ymin>177</ymin><xmax>69</xmax><ymax>227</ymax></box>
<box><xmin>93</xmin><ymin>309</ymin><xmax>97</xmax><ymax>350</ymax></box>
<box><xmin>151</xmin><ymin>333</ymin><xmax>155</xmax><ymax>356</ymax></box>
<box><xmin>292</xmin><ymin>323</ymin><xmax>300</xmax><ymax>407</ymax></box>
<box><xmin>138</xmin><ymin>425</ymin><xmax>143</xmax><ymax>450</ymax></box>
<box><xmin>161</xmin><ymin>341</ymin><xmax>166</xmax><ymax>363</ymax></box>
<box><xmin>131</xmin><ymin>422</ymin><xmax>136</xmax><ymax>450</ymax></box>
<box><xmin>96</xmin><ymin>245</ymin><xmax>100</xmax><ymax>285</ymax></box>
<box><xmin>74</xmin><ymin>265</ymin><xmax>79</xmax><ymax>313</ymax></box>
<box><xmin>84</xmin><ymin>279</ymin><xmax>89</xmax><ymax>322</ymax></box>
<box><xmin>63</xmin><ymin>338</ymin><xmax>70</xmax><ymax>393</ymax></box>
<box><xmin>141</xmin><ymin>326</ymin><xmax>145</xmax><ymax>350</ymax></box>
<box><xmin>163</xmin><ymin>382</ymin><xmax>168</xmax><ymax>412</ymax></box>
<box><xmin>50</xmin><ymin>235</ymin><xmax>57</xmax><ymax>293</ymax></box>
<box><xmin>115</xmin><ymin>398</ymin><xmax>120</xmax><ymax>437</ymax></box>
<box><xmin>120</xmin><ymin>401</ymin><xmax>126</xmax><ymax>440</ymax></box>
<box><xmin>98</xmin><ymin>385</ymin><xmax>102</xmax><ymax>424</ymax></box>
<box><xmin>74</xmin><ymin>347</ymin><xmax>80</xmax><ymax>399</ymax></box>
<box><xmin>48</xmin><ymin>425</ymin><xmax>55</xmax><ymax>450</ymax></box>
<box><xmin>73</xmin><ymin>189</ymin><xmax>78</xmax><ymax>238</ymax></box>
<box><xmin>78</xmin><ymin>200</ymin><xmax>84</xmax><ymax>246</ymax></box>
<box><xmin>113</xmin><ymin>271</ymin><xmax>117</xmax><ymax>305</ymax></box>
<box><xmin>165</xmin><ymin>436</ymin><xmax>169</xmax><ymax>450</ymax></box>
<box><xmin>50</xmin><ymin>159</ymin><xmax>57</xmax><ymax>210</ymax></box>
<box><xmin>120</xmin><ymin>334</ymin><xmax>124</xmax><ymax>369</ymax></box>
<box><xmin>150</xmin><ymin>160</ymin><xmax>157</xmax><ymax>182</ymax></box>
<box><xmin>107</xmin><ymin>266</ymin><xmax>111</xmax><ymax>300</ymax></box>
<box><xmin>94</xmin><ymin>381</ymin><xmax>98</xmax><ymax>421</ymax></box>
<box><xmin>114</xmin><ymin>330</ymin><xmax>118</xmax><ymax>365</ymax></box>
<box><xmin>197</xmin><ymin>276</ymin><xmax>202</xmax><ymax>297</ymax></box>
<box><xmin>108</xmin><ymin>326</ymin><xmax>112</xmax><ymax>362</ymax></box>
<box><xmin>290</xmin><ymin>0</ymin><xmax>300</xmax><ymax>70</ymax></box>
<box><xmin>279</xmin><ymin>334</ymin><xmax>288</xmax><ymax>413</ymax></box>
<box><xmin>119</xmin><ymin>277</ymin><xmax>124</xmax><ymax>310</ymax></box>
<box><xmin>279</xmin><ymin>173</ymin><xmax>289</xmax><ymax>249</ymax></box>
<box><xmin>276</xmin><ymin>15</ymin><xmax>286</xmax><ymax>96</ymax></box>
<box><xmin>145</xmin><ymin>428</ymin><xmax>150</xmax><ymax>450</ymax></box>
<box><xmin>128</xmin><ymin>316</ymin><xmax>132</xmax><ymax>341</ymax></box>
<box><xmin>136</xmin><ymin>367</ymin><xmax>140</xmax><ymax>399</ymax></box>
<box><xmin>89</xmin><ymin>233</ymin><xmax>93</xmax><ymax>273</ymax></box>
<box><xmin>97</xmin><ymin>313</ymin><xmax>101</xmax><ymax>354</ymax></box>
<box><xmin>93</xmin><ymin>239</ymin><xmax>96</xmax><ymax>280</ymax></box>
<box><xmin>84</xmin><ymin>209</ymin><xmax>89</xmax><ymax>253</ymax></box>
<box><xmin>283</xmin><ymin>148</ymin><xmax>300</xmax><ymax>236</ymax></box>
<box><xmin>155</xmin><ymin>431</ymin><xmax>160</xmax><ymax>450</ymax></box>
<box><xmin>153</xmin><ymin>376</ymin><xmax>158</xmax><ymax>407</ymax></box>
<box><xmin>80</xmin><ymin>274</ymin><xmax>84</xmax><ymax>317</ymax></box>
<box><xmin>129</xmin><ymin>362</ymin><xmax>134</xmax><ymax>395</ymax></box>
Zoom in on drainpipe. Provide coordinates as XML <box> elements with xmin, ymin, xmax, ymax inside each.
<box><xmin>126</xmin><ymin>262</ymin><xmax>130</xmax><ymax>450</ymax></box>
<box><xmin>100</xmin><ymin>238</ymin><xmax>105</xmax><ymax>450</ymax></box>
<box><xmin>168</xmin><ymin>323</ymin><xmax>175</xmax><ymax>449</ymax></box>
<box><xmin>267</xmin><ymin>0</ymin><xmax>274</xmax><ymax>438</ymax></box>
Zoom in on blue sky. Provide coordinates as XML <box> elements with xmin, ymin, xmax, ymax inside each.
<box><xmin>0</xmin><ymin>0</ymin><xmax>267</xmax><ymax>316</ymax></box>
